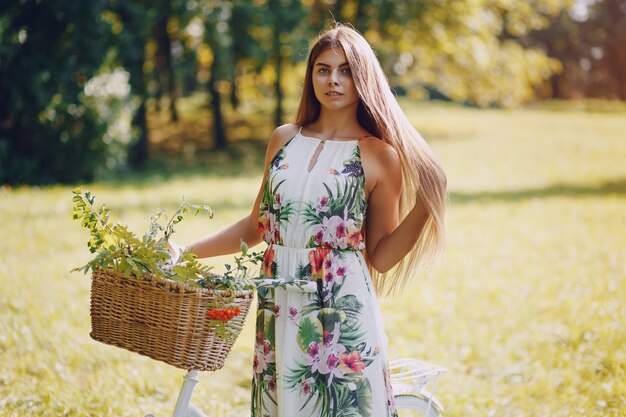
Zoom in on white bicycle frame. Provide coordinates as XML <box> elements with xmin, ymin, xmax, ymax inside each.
<box><xmin>390</xmin><ymin>358</ymin><xmax>446</xmax><ymax>416</ymax></box>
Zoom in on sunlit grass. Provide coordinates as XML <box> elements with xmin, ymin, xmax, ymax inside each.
<box><xmin>1</xmin><ymin>100</ymin><xmax>625</xmax><ymax>416</ymax></box>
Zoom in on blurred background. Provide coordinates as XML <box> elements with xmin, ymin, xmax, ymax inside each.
<box><xmin>1</xmin><ymin>0</ymin><xmax>625</xmax><ymax>184</ymax></box>
<box><xmin>1</xmin><ymin>1</ymin><xmax>625</xmax><ymax>417</ymax></box>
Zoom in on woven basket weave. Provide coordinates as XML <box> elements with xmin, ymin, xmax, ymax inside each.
<box><xmin>90</xmin><ymin>268</ymin><xmax>254</xmax><ymax>371</ymax></box>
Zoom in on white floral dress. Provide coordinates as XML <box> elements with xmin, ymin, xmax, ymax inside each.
<box><xmin>252</xmin><ymin>127</ymin><xmax>398</xmax><ymax>417</ymax></box>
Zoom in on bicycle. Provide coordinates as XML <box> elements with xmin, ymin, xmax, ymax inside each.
<box><xmin>144</xmin><ymin>357</ymin><xmax>445</xmax><ymax>417</ymax></box>
<box><xmin>390</xmin><ymin>357</ymin><xmax>446</xmax><ymax>417</ymax></box>
<box><xmin>144</xmin><ymin>279</ymin><xmax>446</xmax><ymax>417</ymax></box>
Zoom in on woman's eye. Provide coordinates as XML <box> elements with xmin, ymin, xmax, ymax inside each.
<box><xmin>316</xmin><ymin>67</ymin><xmax>350</xmax><ymax>75</ymax></box>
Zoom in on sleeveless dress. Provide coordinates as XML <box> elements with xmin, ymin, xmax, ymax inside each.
<box><xmin>252</xmin><ymin>128</ymin><xmax>398</xmax><ymax>417</ymax></box>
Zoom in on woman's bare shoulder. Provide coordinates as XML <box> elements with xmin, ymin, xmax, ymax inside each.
<box><xmin>360</xmin><ymin>136</ymin><xmax>400</xmax><ymax>165</ymax></box>
<box><xmin>272</xmin><ymin>123</ymin><xmax>300</xmax><ymax>142</ymax></box>
<box><xmin>360</xmin><ymin>136</ymin><xmax>402</xmax><ymax>195</ymax></box>
<box><xmin>264</xmin><ymin>123</ymin><xmax>300</xmax><ymax>163</ymax></box>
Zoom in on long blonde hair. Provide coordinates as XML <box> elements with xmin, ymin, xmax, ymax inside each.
<box><xmin>295</xmin><ymin>24</ymin><xmax>447</xmax><ymax>294</ymax></box>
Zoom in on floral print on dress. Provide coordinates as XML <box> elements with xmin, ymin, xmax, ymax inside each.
<box><xmin>281</xmin><ymin>247</ymin><xmax>382</xmax><ymax>417</ymax></box>
<box><xmin>260</xmin><ymin>245</ymin><xmax>278</xmax><ymax>280</ymax></box>
<box><xmin>252</xmin><ymin>130</ymin><xmax>397</xmax><ymax>417</ymax></box>
<box><xmin>252</xmin><ymin>286</ymin><xmax>279</xmax><ymax>414</ymax></box>
<box><xmin>302</xmin><ymin>145</ymin><xmax>367</xmax><ymax>251</ymax></box>
<box><xmin>258</xmin><ymin>149</ymin><xmax>295</xmax><ymax>247</ymax></box>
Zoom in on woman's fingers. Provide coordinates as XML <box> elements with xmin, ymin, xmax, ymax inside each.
<box><xmin>168</xmin><ymin>240</ymin><xmax>182</xmax><ymax>264</ymax></box>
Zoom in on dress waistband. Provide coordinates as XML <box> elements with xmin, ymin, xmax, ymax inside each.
<box><xmin>267</xmin><ymin>243</ymin><xmax>363</xmax><ymax>253</ymax></box>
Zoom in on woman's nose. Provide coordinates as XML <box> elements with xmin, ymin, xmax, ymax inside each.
<box><xmin>328</xmin><ymin>70</ymin><xmax>340</xmax><ymax>85</ymax></box>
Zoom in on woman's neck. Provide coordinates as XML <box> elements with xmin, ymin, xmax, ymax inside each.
<box><xmin>308</xmin><ymin>106</ymin><xmax>364</xmax><ymax>140</ymax></box>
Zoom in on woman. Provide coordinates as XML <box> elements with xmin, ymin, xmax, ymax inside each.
<box><xmin>179</xmin><ymin>24</ymin><xmax>446</xmax><ymax>417</ymax></box>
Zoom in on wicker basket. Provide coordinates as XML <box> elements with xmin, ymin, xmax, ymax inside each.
<box><xmin>90</xmin><ymin>268</ymin><xmax>254</xmax><ymax>371</ymax></box>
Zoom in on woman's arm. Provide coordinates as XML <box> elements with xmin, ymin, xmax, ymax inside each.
<box><xmin>362</xmin><ymin>140</ymin><xmax>429</xmax><ymax>273</ymax></box>
<box><xmin>185</xmin><ymin>124</ymin><xmax>298</xmax><ymax>259</ymax></box>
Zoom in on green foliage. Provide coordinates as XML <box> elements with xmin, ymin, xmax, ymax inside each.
<box><xmin>365</xmin><ymin>0</ymin><xmax>573</xmax><ymax>107</ymax></box>
<box><xmin>2</xmin><ymin>0</ymin><xmax>601</xmax><ymax>187</ymax></box>
<box><xmin>0</xmin><ymin>1</ymin><xmax>134</xmax><ymax>184</ymax></box>
<box><xmin>71</xmin><ymin>187</ymin><xmax>259</xmax><ymax>292</ymax></box>
<box><xmin>81</xmin><ymin>68</ymin><xmax>138</xmax><ymax>172</ymax></box>
<box><xmin>71</xmin><ymin>187</ymin><xmax>207</xmax><ymax>281</ymax></box>
<box><xmin>198</xmin><ymin>240</ymin><xmax>264</xmax><ymax>292</ymax></box>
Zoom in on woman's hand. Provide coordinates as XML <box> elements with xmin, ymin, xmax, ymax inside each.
<box><xmin>167</xmin><ymin>240</ymin><xmax>184</xmax><ymax>265</ymax></box>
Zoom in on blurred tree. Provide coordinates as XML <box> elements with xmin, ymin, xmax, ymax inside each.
<box><xmin>202</xmin><ymin>1</ymin><xmax>232</xmax><ymax>149</ymax></box>
<box><xmin>525</xmin><ymin>0</ymin><xmax>626</xmax><ymax>100</ymax></box>
<box><xmin>309</xmin><ymin>0</ymin><xmax>344</xmax><ymax>36</ymax></box>
<box><xmin>330</xmin><ymin>0</ymin><xmax>572</xmax><ymax>107</ymax></box>
<box><xmin>584</xmin><ymin>0</ymin><xmax>626</xmax><ymax>99</ymax></box>
<box><xmin>187</xmin><ymin>0</ymin><xmax>307</xmax><ymax>147</ymax></box>
<box><xmin>5</xmin><ymin>0</ymin><xmax>620</xmax><ymax>186</ymax></box>
<box><xmin>526</xmin><ymin>9</ymin><xmax>586</xmax><ymax>99</ymax></box>
<box><xmin>152</xmin><ymin>0</ymin><xmax>179</xmax><ymax>121</ymax></box>
<box><xmin>167</xmin><ymin>2</ymin><xmax>201</xmax><ymax>98</ymax></box>
<box><xmin>267</xmin><ymin>0</ymin><xmax>307</xmax><ymax>126</ymax></box>
<box><xmin>229</xmin><ymin>1</ymin><xmax>268</xmax><ymax>110</ymax></box>
<box><xmin>448</xmin><ymin>0</ymin><xmax>567</xmax><ymax>106</ymax></box>
<box><xmin>0</xmin><ymin>0</ymin><xmax>114</xmax><ymax>184</ymax></box>
<box><xmin>108</xmin><ymin>1</ymin><xmax>154</xmax><ymax>168</ymax></box>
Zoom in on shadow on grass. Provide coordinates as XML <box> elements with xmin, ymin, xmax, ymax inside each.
<box><xmin>107</xmin><ymin>139</ymin><xmax>268</xmax><ymax>186</ymax></box>
<box><xmin>450</xmin><ymin>178</ymin><xmax>626</xmax><ymax>204</ymax></box>
<box><xmin>112</xmin><ymin>198</ymin><xmax>250</xmax><ymax>215</ymax></box>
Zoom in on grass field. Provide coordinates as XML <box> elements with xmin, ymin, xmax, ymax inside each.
<box><xmin>1</xmin><ymin>100</ymin><xmax>625</xmax><ymax>416</ymax></box>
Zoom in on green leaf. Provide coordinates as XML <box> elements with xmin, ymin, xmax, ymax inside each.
<box><xmin>355</xmin><ymin>379</ymin><xmax>373</xmax><ymax>416</ymax></box>
<box><xmin>297</xmin><ymin>317</ymin><xmax>323</xmax><ymax>353</ymax></box>
<box><xmin>264</xmin><ymin>314</ymin><xmax>276</xmax><ymax>344</ymax></box>
<box><xmin>318</xmin><ymin>308</ymin><xmax>346</xmax><ymax>327</ymax></box>
<box><xmin>335</xmin><ymin>295</ymin><xmax>363</xmax><ymax>312</ymax></box>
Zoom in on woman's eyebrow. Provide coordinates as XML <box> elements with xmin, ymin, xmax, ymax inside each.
<box><xmin>315</xmin><ymin>62</ymin><xmax>350</xmax><ymax>67</ymax></box>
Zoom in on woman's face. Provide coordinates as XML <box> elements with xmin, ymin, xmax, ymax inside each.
<box><xmin>311</xmin><ymin>47</ymin><xmax>360</xmax><ymax>112</ymax></box>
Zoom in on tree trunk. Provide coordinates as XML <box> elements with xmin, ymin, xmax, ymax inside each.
<box><xmin>310</xmin><ymin>0</ymin><xmax>324</xmax><ymax>27</ymax></box>
<box><xmin>154</xmin><ymin>57</ymin><xmax>162</xmax><ymax>112</ymax></box>
<box><xmin>129</xmin><ymin>100</ymin><xmax>149</xmax><ymax>167</ymax></box>
<box><xmin>273</xmin><ymin>25</ymin><xmax>283</xmax><ymax>127</ymax></box>
<box><xmin>164</xmin><ymin>18</ymin><xmax>178</xmax><ymax>122</ymax></box>
<box><xmin>333</xmin><ymin>0</ymin><xmax>345</xmax><ymax>21</ymax></box>
<box><xmin>209</xmin><ymin>55</ymin><xmax>227</xmax><ymax>149</ymax></box>
<box><xmin>605</xmin><ymin>0</ymin><xmax>626</xmax><ymax>100</ymax></box>
<box><xmin>355</xmin><ymin>0</ymin><xmax>369</xmax><ymax>31</ymax></box>
<box><xmin>154</xmin><ymin>5</ymin><xmax>178</xmax><ymax>122</ymax></box>
<box><xmin>550</xmin><ymin>74</ymin><xmax>561</xmax><ymax>98</ymax></box>
<box><xmin>544</xmin><ymin>37</ymin><xmax>562</xmax><ymax>98</ymax></box>
<box><xmin>230</xmin><ymin>63</ymin><xmax>240</xmax><ymax>110</ymax></box>
<box><xmin>118</xmin><ymin>5</ymin><xmax>150</xmax><ymax>168</ymax></box>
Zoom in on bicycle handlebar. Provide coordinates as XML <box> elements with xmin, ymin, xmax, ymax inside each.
<box><xmin>256</xmin><ymin>279</ymin><xmax>318</xmax><ymax>293</ymax></box>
